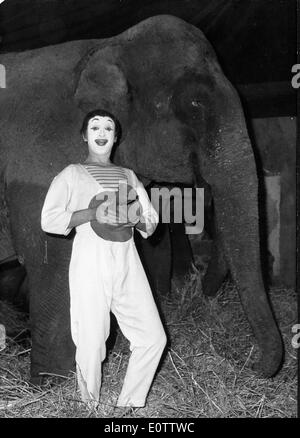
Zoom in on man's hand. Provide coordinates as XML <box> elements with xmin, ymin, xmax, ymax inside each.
<box><xmin>119</xmin><ymin>200</ymin><xmax>142</xmax><ymax>227</ymax></box>
<box><xmin>95</xmin><ymin>199</ymin><xmax>142</xmax><ymax>228</ymax></box>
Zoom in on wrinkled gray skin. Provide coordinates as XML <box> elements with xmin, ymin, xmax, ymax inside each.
<box><xmin>0</xmin><ymin>15</ymin><xmax>283</xmax><ymax>381</ymax></box>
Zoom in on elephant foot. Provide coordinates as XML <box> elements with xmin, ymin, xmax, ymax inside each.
<box><xmin>172</xmin><ymin>272</ymin><xmax>190</xmax><ymax>291</ymax></box>
<box><xmin>202</xmin><ymin>273</ymin><xmax>226</xmax><ymax>297</ymax></box>
<box><xmin>30</xmin><ymin>374</ymin><xmax>71</xmax><ymax>388</ymax></box>
<box><xmin>202</xmin><ymin>281</ymin><xmax>219</xmax><ymax>297</ymax></box>
<box><xmin>29</xmin><ymin>375</ymin><xmax>45</xmax><ymax>387</ymax></box>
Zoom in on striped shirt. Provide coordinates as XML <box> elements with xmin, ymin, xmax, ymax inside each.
<box><xmin>83</xmin><ymin>164</ymin><xmax>128</xmax><ymax>191</ymax></box>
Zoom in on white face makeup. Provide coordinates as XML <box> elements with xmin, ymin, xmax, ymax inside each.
<box><xmin>84</xmin><ymin>116</ymin><xmax>117</xmax><ymax>158</ymax></box>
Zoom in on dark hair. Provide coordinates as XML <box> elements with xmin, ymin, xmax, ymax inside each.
<box><xmin>80</xmin><ymin>109</ymin><xmax>121</xmax><ymax>140</ymax></box>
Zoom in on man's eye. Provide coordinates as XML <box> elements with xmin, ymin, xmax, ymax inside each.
<box><xmin>106</xmin><ymin>127</ymin><xmax>112</xmax><ymax>131</ymax></box>
<box><xmin>91</xmin><ymin>127</ymin><xmax>99</xmax><ymax>130</ymax></box>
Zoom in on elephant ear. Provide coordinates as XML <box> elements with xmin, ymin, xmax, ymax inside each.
<box><xmin>74</xmin><ymin>47</ymin><xmax>132</xmax><ymax>138</ymax></box>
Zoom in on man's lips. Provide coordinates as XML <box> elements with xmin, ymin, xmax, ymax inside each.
<box><xmin>95</xmin><ymin>139</ymin><xmax>108</xmax><ymax>146</ymax></box>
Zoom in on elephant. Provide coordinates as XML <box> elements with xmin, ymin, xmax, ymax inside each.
<box><xmin>0</xmin><ymin>257</ymin><xmax>29</xmax><ymax>312</ymax></box>
<box><xmin>0</xmin><ymin>15</ymin><xmax>283</xmax><ymax>381</ymax></box>
<box><xmin>134</xmin><ymin>182</ymin><xmax>198</xmax><ymax>296</ymax></box>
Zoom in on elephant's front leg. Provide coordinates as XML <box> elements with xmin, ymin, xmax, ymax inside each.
<box><xmin>201</xmin><ymin>235</ymin><xmax>228</xmax><ymax>296</ymax></box>
<box><xmin>27</xmin><ymin>236</ymin><xmax>75</xmax><ymax>383</ymax></box>
<box><xmin>134</xmin><ymin>223</ymin><xmax>171</xmax><ymax>297</ymax></box>
<box><xmin>169</xmin><ymin>222</ymin><xmax>194</xmax><ymax>290</ymax></box>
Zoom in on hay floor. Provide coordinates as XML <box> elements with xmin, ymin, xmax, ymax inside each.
<box><xmin>0</xmin><ymin>272</ymin><xmax>297</xmax><ymax>418</ymax></box>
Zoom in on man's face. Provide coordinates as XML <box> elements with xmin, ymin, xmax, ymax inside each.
<box><xmin>84</xmin><ymin>116</ymin><xmax>117</xmax><ymax>156</ymax></box>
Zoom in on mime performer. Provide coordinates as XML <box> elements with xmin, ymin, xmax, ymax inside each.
<box><xmin>41</xmin><ymin>109</ymin><xmax>167</xmax><ymax>409</ymax></box>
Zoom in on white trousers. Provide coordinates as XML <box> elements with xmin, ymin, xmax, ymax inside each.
<box><xmin>69</xmin><ymin>230</ymin><xmax>167</xmax><ymax>407</ymax></box>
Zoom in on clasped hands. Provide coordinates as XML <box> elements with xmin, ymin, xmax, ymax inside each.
<box><xmin>93</xmin><ymin>199</ymin><xmax>142</xmax><ymax>228</ymax></box>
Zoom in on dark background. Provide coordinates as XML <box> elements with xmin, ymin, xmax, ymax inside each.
<box><xmin>0</xmin><ymin>0</ymin><xmax>297</xmax><ymax>117</ymax></box>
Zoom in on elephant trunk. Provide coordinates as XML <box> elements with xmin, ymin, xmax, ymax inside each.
<box><xmin>212</xmin><ymin>174</ymin><xmax>283</xmax><ymax>377</ymax></box>
<box><xmin>192</xmin><ymin>82</ymin><xmax>283</xmax><ymax>376</ymax></box>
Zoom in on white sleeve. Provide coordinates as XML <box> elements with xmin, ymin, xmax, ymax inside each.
<box><xmin>41</xmin><ymin>165</ymin><xmax>75</xmax><ymax>236</ymax></box>
<box><xmin>129</xmin><ymin>170</ymin><xmax>158</xmax><ymax>239</ymax></box>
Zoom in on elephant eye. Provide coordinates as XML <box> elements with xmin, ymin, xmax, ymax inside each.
<box><xmin>171</xmin><ymin>87</ymin><xmax>206</xmax><ymax>123</ymax></box>
<box><xmin>191</xmin><ymin>100</ymin><xmax>203</xmax><ymax>108</ymax></box>
<box><xmin>187</xmin><ymin>98</ymin><xmax>205</xmax><ymax>121</ymax></box>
